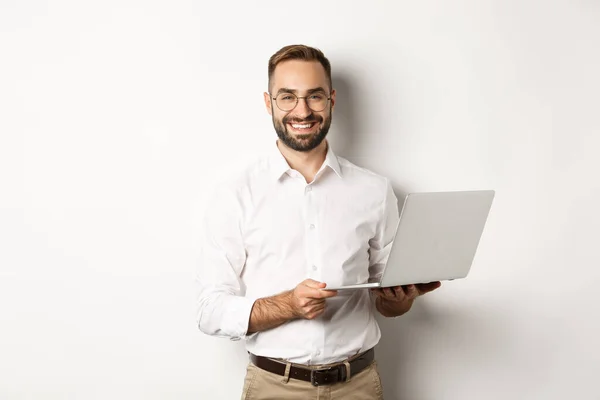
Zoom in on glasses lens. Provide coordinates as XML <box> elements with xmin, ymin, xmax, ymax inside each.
<box><xmin>306</xmin><ymin>92</ymin><xmax>328</xmax><ymax>112</ymax></box>
<box><xmin>276</xmin><ymin>93</ymin><xmax>297</xmax><ymax>111</ymax></box>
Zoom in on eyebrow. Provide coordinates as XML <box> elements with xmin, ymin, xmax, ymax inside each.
<box><xmin>276</xmin><ymin>87</ymin><xmax>328</xmax><ymax>95</ymax></box>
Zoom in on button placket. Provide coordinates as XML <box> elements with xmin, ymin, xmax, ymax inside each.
<box><xmin>303</xmin><ymin>182</ymin><xmax>323</xmax><ymax>360</ymax></box>
<box><xmin>304</xmin><ymin>183</ymin><xmax>318</xmax><ymax>279</ymax></box>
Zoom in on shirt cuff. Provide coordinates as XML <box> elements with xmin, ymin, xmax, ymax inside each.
<box><xmin>225</xmin><ymin>295</ymin><xmax>256</xmax><ymax>341</ymax></box>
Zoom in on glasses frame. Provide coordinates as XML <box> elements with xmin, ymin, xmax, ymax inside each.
<box><xmin>271</xmin><ymin>92</ymin><xmax>332</xmax><ymax>112</ymax></box>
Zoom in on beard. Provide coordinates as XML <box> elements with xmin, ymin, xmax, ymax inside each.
<box><xmin>272</xmin><ymin>105</ymin><xmax>332</xmax><ymax>152</ymax></box>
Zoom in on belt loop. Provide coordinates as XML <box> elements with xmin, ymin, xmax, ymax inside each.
<box><xmin>281</xmin><ymin>362</ymin><xmax>292</xmax><ymax>383</ymax></box>
<box><xmin>343</xmin><ymin>360</ymin><xmax>352</xmax><ymax>382</ymax></box>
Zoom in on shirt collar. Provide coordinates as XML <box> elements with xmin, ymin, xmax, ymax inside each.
<box><xmin>269</xmin><ymin>139</ymin><xmax>342</xmax><ymax>181</ymax></box>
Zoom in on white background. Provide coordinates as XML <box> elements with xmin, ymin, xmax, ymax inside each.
<box><xmin>1</xmin><ymin>1</ymin><xmax>599</xmax><ymax>399</ymax></box>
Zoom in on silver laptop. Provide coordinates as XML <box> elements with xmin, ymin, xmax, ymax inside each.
<box><xmin>325</xmin><ymin>190</ymin><xmax>495</xmax><ymax>290</ymax></box>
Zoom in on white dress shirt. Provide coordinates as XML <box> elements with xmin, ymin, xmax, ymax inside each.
<box><xmin>196</xmin><ymin>139</ymin><xmax>400</xmax><ymax>365</ymax></box>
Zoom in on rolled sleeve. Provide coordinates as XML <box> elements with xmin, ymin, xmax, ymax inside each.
<box><xmin>368</xmin><ymin>179</ymin><xmax>400</xmax><ymax>282</ymax></box>
<box><xmin>196</xmin><ymin>183</ymin><xmax>255</xmax><ymax>340</ymax></box>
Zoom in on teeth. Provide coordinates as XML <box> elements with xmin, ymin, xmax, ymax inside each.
<box><xmin>291</xmin><ymin>124</ymin><xmax>312</xmax><ymax>129</ymax></box>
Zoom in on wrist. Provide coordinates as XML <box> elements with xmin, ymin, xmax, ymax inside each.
<box><xmin>248</xmin><ymin>290</ymin><xmax>299</xmax><ymax>334</ymax></box>
<box><xmin>278</xmin><ymin>290</ymin><xmax>299</xmax><ymax>320</ymax></box>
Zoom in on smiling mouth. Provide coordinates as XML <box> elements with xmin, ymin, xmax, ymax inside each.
<box><xmin>288</xmin><ymin>122</ymin><xmax>317</xmax><ymax>132</ymax></box>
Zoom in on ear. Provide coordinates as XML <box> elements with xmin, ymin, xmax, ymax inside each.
<box><xmin>264</xmin><ymin>92</ymin><xmax>273</xmax><ymax>116</ymax></box>
<box><xmin>330</xmin><ymin>88</ymin><xmax>336</xmax><ymax>112</ymax></box>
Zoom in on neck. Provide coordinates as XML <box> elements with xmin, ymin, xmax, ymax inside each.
<box><xmin>277</xmin><ymin>139</ymin><xmax>328</xmax><ymax>183</ymax></box>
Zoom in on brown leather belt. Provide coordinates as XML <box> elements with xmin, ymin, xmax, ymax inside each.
<box><xmin>249</xmin><ymin>348</ymin><xmax>374</xmax><ymax>387</ymax></box>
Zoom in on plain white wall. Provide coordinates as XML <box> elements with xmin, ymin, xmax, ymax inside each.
<box><xmin>1</xmin><ymin>0</ymin><xmax>599</xmax><ymax>399</ymax></box>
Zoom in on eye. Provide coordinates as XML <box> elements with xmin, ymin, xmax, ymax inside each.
<box><xmin>309</xmin><ymin>93</ymin><xmax>327</xmax><ymax>101</ymax></box>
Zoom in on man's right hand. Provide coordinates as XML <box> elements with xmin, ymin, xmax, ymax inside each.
<box><xmin>287</xmin><ymin>279</ymin><xmax>338</xmax><ymax>320</ymax></box>
<box><xmin>247</xmin><ymin>279</ymin><xmax>338</xmax><ymax>334</ymax></box>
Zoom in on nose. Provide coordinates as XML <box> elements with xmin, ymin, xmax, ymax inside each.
<box><xmin>293</xmin><ymin>97</ymin><xmax>312</xmax><ymax>119</ymax></box>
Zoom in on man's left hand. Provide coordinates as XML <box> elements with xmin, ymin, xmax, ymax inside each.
<box><xmin>371</xmin><ymin>281</ymin><xmax>441</xmax><ymax>302</ymax></box>
<box><xmin>370</xmin><ymin>281</ymin><xmax>442</xmax><ymax>317</ymax></box>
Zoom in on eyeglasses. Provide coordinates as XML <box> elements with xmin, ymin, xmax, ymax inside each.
<box><xmin>271</xmin><ymin>91</ymin><xmax>331</xmax><ymax>112</ymax></box>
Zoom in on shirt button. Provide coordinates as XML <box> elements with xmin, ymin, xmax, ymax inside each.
<box><xmin>309</xmin><ymin>224</ymin><xmax>315</xmax><ymax>230</ymax></box>
<box><xmin>306</xmin><ymin>186</ymin><xmax>312</xmax><ymax>192</ymax></box>
<box><xmin>315</xmin><ymin>350</ymin><xmax>321</xmax><ymax>356</ymax></box>
<box><xmin>312</xmin><ymin>265</ymin><xmax>317</xmax><ymax>271</ymax></box>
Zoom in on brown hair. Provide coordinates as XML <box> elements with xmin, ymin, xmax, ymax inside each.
<box><xmin>268</xmin><ymin>44</ymin><xmax>332</xmax><ymax>92</ymax></box>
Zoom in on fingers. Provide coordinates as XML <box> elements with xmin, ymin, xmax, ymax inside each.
<box><xmin>305</xmin><ymin>302</ymin><xmax>326</xmax><ymax>319</ymax></box>
<box><xmin>303</xmin><ymin>297</ymin><xmax>328</xmax><ymax>307</ymax></box>
<box><xmin>415</xmin><ymin>281</ymin><xmax>442</xmax><ymax>295</ymax></box>
<box><xmin>403</xmin><ymin>284</ymin><xmax>419</xmax><ymax>300</ymax></box>
<box><xmin>370</xmin><ymin>282</ymin><xmax>442</xmax><ymax>303</ymax></box>
<box><xmin>371</xmin><ymin>286</ymin><xmax>402</xmax><ymax>300</ymax></box>
<box><xmin>297</xmin><ymin>296</ymin><xmax>327</xmax><ymax>320</ymax></box>
<box><xmin>370</xmin><ymin>288</ymin><xmax>390</xmax><ymax>299</ymax></box>
<box><xmin>302</xmin><ymin>286</ymin><xmax>338</xmax><ymax>299</ymax></box>
<box><xmin>371</xmin><ymin>286</ymin><xmax>415</xmax><ymax>301</ymax></box>
<box><xmin>300</xmin><ymin>280</ymin><xmax>338</xmax><ymax>299</ymax></box>
<box><xmin>316</xmin><ymin>289</ymin><xmax>338</xmax><ymax>298</ymax></box>
<box><xmin>303</xmin><ymin>279</ymin><xmax>327</xmax><ymax>289</ymax></box>
<box><xmin>384</xmin><ymin>287</ymin><xmax>398</xmax><ymax>298</ymax></box>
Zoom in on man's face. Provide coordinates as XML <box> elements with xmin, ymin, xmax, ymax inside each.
<box><xmin>264</xmin><ymin>60</ymin><xmax>336</xmax><ymax>152</ymax></box>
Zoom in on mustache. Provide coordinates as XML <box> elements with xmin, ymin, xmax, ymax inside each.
<box><xmin>283</xmin><ymin>115</ymin><xmax>321</xmax><ymax>124</ymax></box>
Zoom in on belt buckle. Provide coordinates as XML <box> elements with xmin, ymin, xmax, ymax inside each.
<box><xmin>310</xmin><ymin>367</ymin><xmax>337</xmax><ymax>387</ymax></box>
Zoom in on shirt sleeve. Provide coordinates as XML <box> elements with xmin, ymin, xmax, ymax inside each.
<box><xmin>368</xmin><ymin>178</ymin><xmax>400</xmax><ymax>282</ymax></box>
<box><xmin>195</xmin><ymin>183</ymin><xmax>255</xmax><ymax>341</ymax></box>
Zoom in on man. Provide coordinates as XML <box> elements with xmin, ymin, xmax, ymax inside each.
<box><xmin>196</xmin><ymin>44</ymin><xmax>441</xmax><ymax>399</ymax></box>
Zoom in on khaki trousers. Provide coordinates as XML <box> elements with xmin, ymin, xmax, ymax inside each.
<box><xmin>240</xmin><ymin>359</ymin><xmax>384</xmax><ymax>400</ymax></box>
